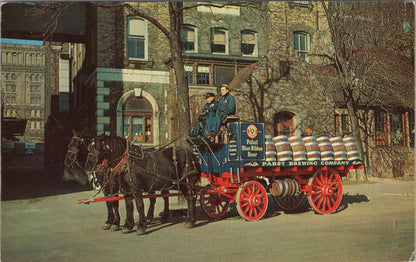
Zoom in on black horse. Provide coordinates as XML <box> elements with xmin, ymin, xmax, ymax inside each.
<box><xmin>84</xmin><ymin>134</ymin><xmax>172</xmax><ymax>233</ymax></box>
<box><xmin>64</xmin><ymin>132</ymin><xmax>124</xmax><ymax>231</ymax></box>
<box><xmin>63</xmin><ymin>130</ymin><xmax>90</xmax><ymax>186</ymax></box>
<box><xmin>126</xmin><ymin>144</ymin><xmax>201</xmax><ymax>235</ymax></box>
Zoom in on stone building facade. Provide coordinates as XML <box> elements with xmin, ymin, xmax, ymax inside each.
<box><xmin>1</xmin><ymin>43</ymin><xmax>48</xmax><ymax>143</ymax></box>
<box><xmin>82</xmin><ymin>3</ymin><xmax>269</xmax><ymax>146</ymax></box>
<box><xmin>81</xmin><ymin>2</ymin><xmax>413</xmax><ymax>178</ymax></box>
<box><xmin>1</xmin><ymin>41</ymin><xmax>86</xmax><ymax>166</ymax></box>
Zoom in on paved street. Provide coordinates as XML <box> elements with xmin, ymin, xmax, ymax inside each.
<box><xmin>1</xmin><ymin>168</ymin><xmax>414</xmax><ymax>262</ymax></box>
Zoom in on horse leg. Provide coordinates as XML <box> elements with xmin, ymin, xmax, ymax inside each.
<box><xmin>146</xmin><ymin>191</ymin><xmax>156</xmax><ymax>224</ymax></box>
<box><xmin>182</xmin><ymin>184</ymin><xmax>197</xmax><ymax>229</ymax></box>
<box><xmin>110</xmin><ymin>183</ymin><xmax>121</xmax><ymax>231</ymax></box>
<box><xmin>122</xmin><ymin>195</ymin><xmax>135</xmax><ymax>234</ymax></box>
<box><xmin>133</xmin><ymin>189</ymin><xmax>147</xmax><ymax>235</ymax></box>
<box><xmin>103</xmin><ymin>199</ymin><xmax>114</xmax><ymax>230</ymax></box>
<box><xmin>110</xmin><ymin>200</ymin><xmax>121</xmax><ymax>231</ymax></box>
<box><xmin>102</xmin><ymin>186</ymin><xmax>116</xmax><ymax>230</ymax></box>
<box><xmin>161</xmin><ymin>189</ymin><xmax>170</xmax><ymax>223</ymax></box>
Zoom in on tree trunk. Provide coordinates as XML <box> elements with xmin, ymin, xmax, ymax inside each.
<box><xmin>345</xmin><ymin>88</ymin><xmax>366</xmax><ymax>180</ymax></box>
<box><xmin>169</xmin><ymin>3</ymin><xmax>191</xmax><ymax>146</ymax></box>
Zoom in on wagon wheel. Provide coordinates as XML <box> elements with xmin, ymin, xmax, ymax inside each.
<box><xmin>199</xmin><ymin>187</ymin><xmax>230</xmax><ymax>218</ymax></box>
<box><xmin>236</xmin><ymin>181</ymin><xmax>268</xmax><ymax>221</ymax></box>
<box><xmin>273</xmin><ymin>192</ymin><xmax>305</xmax><ymax>211</ymax></box>
<box><xmin>307</xmin><ymin>168</ymin><xmax>343</xmax><ymax>214</ymax></box>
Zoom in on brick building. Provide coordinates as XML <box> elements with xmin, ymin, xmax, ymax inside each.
<box><xmin>1</xmin><ymin>41</ymin><xmax>86</xmax><ymax>166</ymax></box>
<box><xmin>3</xmin><ymin>2</ymin><xmax>411</xmax><ymax>177</ymax></box>
<box><xmin>81</xmin><ymin>3</ymin><xmax>269</xmax><ymax>146</ymax></box>
<box><xmin>78</xmin><ymin>2</ymin><xmax>413</xmax><ymax>178</ymax></box>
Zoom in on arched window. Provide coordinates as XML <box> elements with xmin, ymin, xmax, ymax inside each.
<box><xmin>123</xmin><ymin>96</ymin><xmax>153</xmax><ymax>142</ymax></box>
<box><xmin>6</xmin><ymin>73</ymin><xmax>11</xmax><ymax>80</ymax></box>
<box><xmin>274</xmin><ymin>111</ymin><xmax>295</xmax><ymax>136</ymax></box>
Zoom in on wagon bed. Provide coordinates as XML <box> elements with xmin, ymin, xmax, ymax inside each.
<box><xmin>188</xmin><ymin>121</ymin><xmax>364</xmax><ymax>220</ymax></box>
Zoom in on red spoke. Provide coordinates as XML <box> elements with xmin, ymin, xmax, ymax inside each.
<box><xmin>329</xmin><ymin>195</ymin><xmax>336</xmax><ymax>205</ymax></box>
<box><xmin>316</xmin><ymin>175</ymin><xmax>324</xmax><ymax>187</ymax></box>
<box><xmin>254</xmin><ymin>186</ymin><xmax>261</xmax><ymax>196</ymax></box>
<box><xmin>252</xmin><ymin>206</ymin><xmax>258</xmax><ymax>218</ymax></box>
<box><xmin>317</xmin><ymin>194</ymin><xmax>325</xmax><ymax>209</ymax></box>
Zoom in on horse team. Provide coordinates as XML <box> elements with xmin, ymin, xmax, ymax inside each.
<box><xmin>63</xmin><ymin>131</ymin><xmax>201</xmax><ymax>235</ymax></box>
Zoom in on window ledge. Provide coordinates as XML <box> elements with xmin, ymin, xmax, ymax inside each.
<box><xmin>288</xmin><ymin>2</ymin><xmax>313</xmax><ymax>11</ymax></box>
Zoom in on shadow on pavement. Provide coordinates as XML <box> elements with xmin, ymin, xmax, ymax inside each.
<box><xmin>1</xmin><ymin>165</ymin><xmax>92</xmax><ymax>201</ymax></box>
<box><xmin>335</xmin><ymin>193</ymin><xmax>370</xmax><ymax>213</ymax></box>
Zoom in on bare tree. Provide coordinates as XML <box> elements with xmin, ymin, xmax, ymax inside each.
<box><xmin>30</xmin><ymin>1</ymin><xmax>265</xmax><ymax>145</ymax></box>
<box><xmin>320</xmin><ymin>1</ymin><xmax>414</xmax><ymax>179</ymax></box>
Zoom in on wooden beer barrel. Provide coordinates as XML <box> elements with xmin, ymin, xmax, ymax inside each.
<box><xmin>317</xmin><ymin>136</ymin><xmax>334</xmax><ymax>160</ymax></box>
<box><xmin>273</xmin><ymin>135</ymin><xmax>288</xmax><ymax>144</ymax></box>
<box><xmin>330</xmin><ymin>137</ymin><xmax>347</xmax><ymax>160</ymax></box>
<box><xmin>292</xmin><ymin>150</ymin><xmax>307</xmax><ymax>161</ymax></box>
<box><xmin>275</xmin><ymin>141</ymin><xmax>292</xmax><ymax>153</ymax></box>
<box><xmin>289</xmin><ymin>136</ymin><xmax>307</xmax><ymax>161</ymax></box>
<box><xmin>302</xmin><ymin>136</ymin><xmax>320</xmax><ymax>160</ymax></box>
<box><xmin>277</xmin><ymin>150</ymin><xmax>293</xmax><ymax>161</ymax></box>
<box><xmin>265</xmin><ymin>141</ymin><xmax>277</xmax><ymax>161</ymax></box>
<box><xmin>288</xmin><ymin>136</ymin><xmax>302</xmax><ymax>143</ymax></box>
<box><xmin>343</xmin><ymin>137</ymin><xmax>361</xmax><ymax>160</ymax></box>
<box><xmin>274</xmin><ymin>135</ymin><xmax>292</xmax><ymax>161</ymax></box>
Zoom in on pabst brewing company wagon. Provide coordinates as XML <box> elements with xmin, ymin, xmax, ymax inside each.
<box><xmin>188</xmin><ymin>121</ymin><xmax>364</xmax><ymax>221</ymax></box>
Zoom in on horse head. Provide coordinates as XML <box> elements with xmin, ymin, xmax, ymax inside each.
<box><xmin>63</xmin><ymin>130</ymin><xmax>89</xmax><ymax>185</ymax></box>
<box><xmin>85</xmin><ymin>134</ymin><xmax>108</xmax><ymax>171</ymax></box>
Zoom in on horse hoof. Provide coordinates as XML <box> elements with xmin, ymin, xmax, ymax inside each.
<box><xmin>161</xmin><ymin>216</ymin><xmax>170</xmax><ymax>224</ymax></box>
<box><xmin>136</xmin><ymin>227</ymin><xmax>146</xmax><ymax>235</ymax></box>
<box><xmin>102</xmin><ymin>223</ymin><xmax>111</xmax><ymax>230</ymax></box>
<box><xmin>185</xmin><ymin>222</ymin><xmax>194</xmax><ymax>229</ymax></box>
<box><xmin>122</xmin><ymin>227</ymin><xmax>134</xmax><ymax>234</ymax></box>
<box><xmin>110</xmin><ymin>225</ymin><xmax>121</xmax><ymax>231</ymax></box>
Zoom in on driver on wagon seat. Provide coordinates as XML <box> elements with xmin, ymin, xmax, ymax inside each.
<box><xmin>211</xmin><ymin>84</ymin><xmax>236</xmax><ymax>135</ymax></box>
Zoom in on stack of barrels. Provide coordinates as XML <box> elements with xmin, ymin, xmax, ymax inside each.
<box><xmin>264</xmin><ymin>135</ymin><xmax>361</xmax><ymax>162</ymax></box>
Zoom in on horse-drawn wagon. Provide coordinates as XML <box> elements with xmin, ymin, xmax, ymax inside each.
<box><xmin>67</xmin><ymin>120</ymin><xmax>363</xmax><ymax>234</ymax></box>
<box><xmin>187</xmin><ymin>121</ymin><xmax>363</xmax><ymax>221</ymax></box>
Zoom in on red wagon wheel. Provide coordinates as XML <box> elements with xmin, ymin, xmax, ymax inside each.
<box><xmin>307</xmin><ymin>168</ymin><xmax>343</xmax><ymax>214</ymax></box>
<box><xmin>273</xmin><ymin>192</ymin><xmax>305</xmax><ymax>211</ymax></box>
<box><xmin>236</xmin><ymin>181</ymin><xmax>268</xmax><ymax>221</ymax></box>
<box><xmin>200</xmin><ymin>187</ymin><xmax>230</xmax><ymax>218</ymax></box>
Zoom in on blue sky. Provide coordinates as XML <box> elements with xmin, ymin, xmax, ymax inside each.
<box><xmin>1</xmin><ymin>38</ymin><xmax>44</xmax><ymax>46</ymax></box>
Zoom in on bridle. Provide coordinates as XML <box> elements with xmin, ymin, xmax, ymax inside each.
<box><xmin>65</xmin><ymin>136</ymin><xmax>86</xmax><ymax>169</ymax></box>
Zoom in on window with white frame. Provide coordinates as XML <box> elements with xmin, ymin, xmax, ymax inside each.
<box><xmin>181</xmin><ymin>25</ymin><xmax>198</xmax><ymax>53</ymax></box>
<box><xmin>241</xmin><ymin>30</ymin><xmax>257</xmax><ymax>56</ymax></box>
<box><xmin>127</xmin><ymin>17</ymin><xmax>147</xmax><ymax>60</ymax></box>
<box><xmin>185</xmin><ymin>65</ymin><xmax>194</xmax><ymax>85</ymax></box>
<box><xmin>197</xmin><ymin>65</ymin><xmax>210</xmax><ymax>85</ymax></box>
<box><xmin>211</xmin><ymin>28</ymin><xmax>228</xmax><ymax>54</ymax></box>
<box><xmin>294</xmin><ymin>31</ymin><xmax>310</xmax><ymax>60</ymax></box>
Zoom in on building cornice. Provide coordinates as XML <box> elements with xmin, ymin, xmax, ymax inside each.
<box><xmin>91</xmin><ymin>68</ymin><xmax>169</xmax><ymax>84</ymax></box>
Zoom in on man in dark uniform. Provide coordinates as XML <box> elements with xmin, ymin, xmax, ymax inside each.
<box><xmin>212</xmin><ymin>84</ymin><xmax>236</xmax><ymax>134</ymax></box>
<box><xmin>192</xmin><ymin>92</ymin><xmax>218</xmax><ymax>137</ymax></box>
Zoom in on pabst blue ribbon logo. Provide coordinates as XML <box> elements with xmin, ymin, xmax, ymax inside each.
<box><xmin>247</xmin><ymin>124</ymin><xmax>258</xmax><ymax>139</ymax></box>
